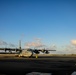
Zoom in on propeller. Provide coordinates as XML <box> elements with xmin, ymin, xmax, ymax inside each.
<box><xmin>33</xmin><ymin>50</ymin><xmax>40</xmax><ymax>54</ymax></box>
<box><xmin>45</xmin><ymin>50</ymin><xmax>49</xmax><ymax>54</ymax></box>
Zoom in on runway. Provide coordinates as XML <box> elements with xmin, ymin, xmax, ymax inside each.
<box><xmin>0</xmin><ymin>57</ymin><xmax>76</xmax><ymax>75</ymax></box>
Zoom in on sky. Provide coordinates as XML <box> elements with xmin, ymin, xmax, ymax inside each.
<box><xmin>0</xmin><ymin>0</ymin><xmax>76</xmax><ymax>53</ymax></box>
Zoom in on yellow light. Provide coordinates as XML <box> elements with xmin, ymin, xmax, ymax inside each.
<box><xmin>36</xmin><ymin>54</ymin><xmax>38</xmax><ymax>58</ymax></box>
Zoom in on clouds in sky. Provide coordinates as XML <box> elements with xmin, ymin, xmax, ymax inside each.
<box><xmin>61</xmin><ymin>40</ymin><xmax>76</xmax><ymax>54</ymax></box>
<box><xmin>9</xmin><ymin>43</ymin><xmax>16</xmax><ymax>47</ymax></box>
<box><xmin>48</xmin><ymin>44</ymin><xmax>57</xmax><ymax>50</ymax></box>
<box><xmin>0</xmin><ymin>40</ymin><xmax>16</xmax><ymax>47</ymax></box>
<box><xmin>25</xmin><ymin>38</ymin><xmax>76</xmax><ymax>54</ymax></box>
<box><xmin>0</xmin><ymin>40</ymin><xmax>8</xmax><ymax>46</ymax></box>
<box><xmin>0</xmin><ymin>38</ymin><xmax>76</xmax><ymax>54</ymax></box>
<box><xmin>71</xmin><ymin>40</ymin><xmax>76</xmax><ymax>46</ymax></box>
<box><xmin>25</xmin><ymin>38</ymin><xmax>45</xmax><ymax>49</ymax></box>
<box><xmin>25</xmin><ymin>38</ymin><xmax>57</xmax><ymax>50</ymax></box>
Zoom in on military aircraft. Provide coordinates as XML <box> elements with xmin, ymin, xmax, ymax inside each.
<box><xmin>18</xmin><ymin>49</ymin><xmax>56</xmax><ymax>58</ymax></box>
<box><xmin>0</xmin><ymin>40</ymin><xmax>56</xmax><ymax>58</ymax></box>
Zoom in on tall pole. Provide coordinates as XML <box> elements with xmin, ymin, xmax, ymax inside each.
<box><xmin>19</xmin><ymin>40</ymin><xmax>21</xmax><ymax>50</ymax></box>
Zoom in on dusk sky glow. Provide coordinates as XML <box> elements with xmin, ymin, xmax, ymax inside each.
<box><xmin>0</xmin><ymin>0</ymin><xmax>76</xmax><ymax>53</ymax></box>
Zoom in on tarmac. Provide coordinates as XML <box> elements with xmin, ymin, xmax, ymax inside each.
<box><xmin>0</xmin><ymin>54</ymin><xmax>76</xmax><ymax>75</ymax></box>
<box><xmin>0</xmin><ymin>56</ymin><xmax>76</xmax><ymax>75</ymax></box>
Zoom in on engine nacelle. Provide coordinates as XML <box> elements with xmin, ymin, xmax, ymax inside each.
<box><xmin>33</xmin><ymin>50</ymin><xmax>40</xmax><ymax>54</ymax></box>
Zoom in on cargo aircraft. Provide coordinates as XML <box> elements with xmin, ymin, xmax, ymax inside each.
<box><xmin>0</xmin><ymin>40</ymin><xmax>56</xmax><ymax>58</ymax></box>
<box><xmin>18</xmin><ymin>49</ymin><xmax>56</xmax><ymax>58</ymax></box>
